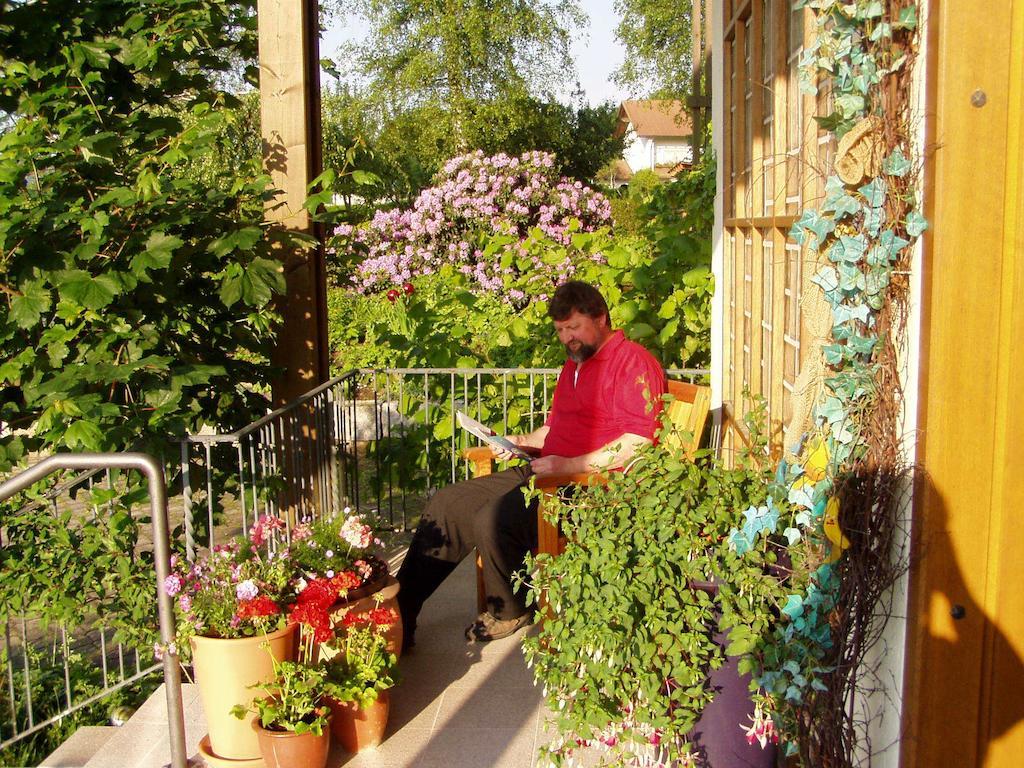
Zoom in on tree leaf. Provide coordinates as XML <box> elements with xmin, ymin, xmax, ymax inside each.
<box><xmin>351</xmin><ymin>169</ymin><xmax>381</xmax><ymax>186</ymax></box>
<box><xmin>133</xmin><ymin>232</ymin><xmax>183</xmax><ymax>276</ymax></box>
<box><xmin>63</xmin><ymin>420</ymin><xmax>104</xmax><ymax>450</ymax></box>
<box><xmin>10</xmin><ymin>280</ymin><xmax>51</xmax><ymax>328</ymax></box>
<box><xmin>58</xmin><ymin>270</ymin><xmax>119</xmax><ymax>310</ymax></box>
<box><xmin>627</xmin><ymin>323</ymin><xmax>655</xmax><ymax>340</ymax></box>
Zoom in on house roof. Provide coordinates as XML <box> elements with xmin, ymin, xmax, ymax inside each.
<box><xmin>615</xmin><ymin>100</ymin><xmax>692</xmax><ymax>139</ymax></box>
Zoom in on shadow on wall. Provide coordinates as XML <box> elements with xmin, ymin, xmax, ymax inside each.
<box><xmin>905</xmin><ymin>476</ymin><xmax>1024</xmax><ymax>765</ymax></box>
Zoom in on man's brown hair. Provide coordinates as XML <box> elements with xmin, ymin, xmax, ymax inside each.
<box><xmin>547</xmin><ymin>281</ymin><xmax>610</xmax><ymax>325</ymax></box>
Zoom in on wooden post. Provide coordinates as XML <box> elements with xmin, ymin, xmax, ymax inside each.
<box><xmin>691</xmin><ymin>0</ymin><xmax>705</xmax><ymax>161</ymax></box>
<box><xmin>257</xmin><ymin>0</ymin><xmax>329</xmax><ymax>406</ymax></box>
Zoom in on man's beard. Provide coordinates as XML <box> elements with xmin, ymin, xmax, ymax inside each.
<box><xmin>566</xmin><ymin>342</ymin><xmax>598</xmax><ymax>363</ymax></box>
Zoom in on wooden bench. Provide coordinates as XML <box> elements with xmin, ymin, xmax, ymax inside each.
<box><xmin>462</xmin><ymin>379</ymin><xmax>712</xmax><ymax>611</ymax></box>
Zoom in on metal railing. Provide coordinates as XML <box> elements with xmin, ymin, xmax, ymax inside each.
<box><xmin>178</xmin><ymin>367</ymin><xmax>710</xmax><ymax>537</ymax></box>
<box><xmin>0</xmin><ymin>454</ymin><xmax>185</xmax><ymax>768</ymax></box>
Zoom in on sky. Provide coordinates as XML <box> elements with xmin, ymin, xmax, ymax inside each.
<box><xmin>319</xmin><ymin>0</ymin><xmax>632</xmax><ymax>107</ymax></box>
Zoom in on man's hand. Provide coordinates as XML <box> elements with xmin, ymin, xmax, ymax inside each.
<box><xmin>490</xmin><ymin>435</ymin><xmax>524</xmax><ymax>462</ymax></box>
<box><xmin>491</xmin><ymin>425</ymin><xmax>549</xmax><ymax>461</ymax></box>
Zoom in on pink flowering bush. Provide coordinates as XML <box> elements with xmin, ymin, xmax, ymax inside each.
<box><xmin>334</xmin><ymin>150</ymin><xmax>612</xmax><ymax>298</ymax></box>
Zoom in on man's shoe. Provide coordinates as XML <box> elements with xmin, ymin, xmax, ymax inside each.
<box><xmin>464</xmin><ymin>611</ymin><xmax>533</xmax><ymax>642</ymax></box>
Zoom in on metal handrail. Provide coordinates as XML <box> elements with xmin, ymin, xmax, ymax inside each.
<box><xmin>180</xmin><ymin>367</ymin><xmax>710</xmax><ymax>445</ymax></box>
<box><xmin>181</xmin><ymin>374</ymin><xmax>354</xmax><ymax>444</ymax></box>
<box><xmin>0</xmin><ymin>453</ymin><xmax>186</xmax><ymax>768</ymax></box>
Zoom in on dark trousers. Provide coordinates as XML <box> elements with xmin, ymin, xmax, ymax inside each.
<box><xmin>397</xmin><ymin>466</ymin><xmax>538</xmax><ymax>639</ymax></box>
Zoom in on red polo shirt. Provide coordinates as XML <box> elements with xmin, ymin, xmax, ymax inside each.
<box><xmin>542</xmin><ymin>330</ymin><xmax>667</xmax><ymax>459</ymax></box>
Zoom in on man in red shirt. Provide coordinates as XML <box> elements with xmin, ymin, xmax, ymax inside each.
<box><xmin>397</xmin><ymin>281</ymin><xmax>666</xmax><ymax>646</ymax></box>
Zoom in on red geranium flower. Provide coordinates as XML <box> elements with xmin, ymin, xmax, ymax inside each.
<box><xmin>339</xmin><ymin>606</ymin><xmax>398</xmax><ymax>630</ymax></box>
<box><xmin>289</xmin><ymin>601</ymin><xmax>334</xmax><ymax>643</ymax></box>
<box><xmin>235</xmin><ymin>595</ymin><xmax>280</xmax><ymax>620</ymax></box>
<box><xmin>402</xmin><ymin>281</ymin><xmax>414</xmax><ymax>295</ymax></box>
<box><xmin>368</xmin><ymin>607</ymin><xmax>399</xmax><ymax>628</ymax></box>
<box><xmin>296</xmin><ymin>579</ymin><xmax>336</xmax><ymax>609</ymax></box>
<box><xmin>341</xmin><ymin>611</ymin><xmax>364</xmax><ymax>627</ymax></box>
<box><xmin>331</xmin><ymin>570</ymin><xmax>361</xmax><ymax>593</ymax></box>
<box><xmin>386</xmin><ymin>288</ymin><xmax>400</xmax><ymax>303</ymax></box>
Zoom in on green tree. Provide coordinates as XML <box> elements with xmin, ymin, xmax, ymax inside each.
<box><xmin>467</xmin><ymin>94</ymin><xmax>625</xmax><ymax>182</ymax></box>
<box><xmin>613</xmin><ymin>0</ymin><xmax>694</xmax><ymax>98</ymax></box>
<box><xmin>179</xmin><ymin>90</ymin><xmax>263</xmax><ymax>192</ymax></box>
<box><xmin>0</xmin><ymin>0</ymin><xmax>286</xmax><ymax>471</ymax></box>
<box><xmin>337</xmin><ymin>0</ymin><xmax>583</xmax><ymax>153</ymax></box>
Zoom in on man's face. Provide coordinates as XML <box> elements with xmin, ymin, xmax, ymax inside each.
<box><xmin>554</xmin><ymin>311</ymin><xmax>611</xmax><ymax>363</ymax></box>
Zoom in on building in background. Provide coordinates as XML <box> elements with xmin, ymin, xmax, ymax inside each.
<box><xmin>608</xmin><ymin>100</ymin><xmax>693</xmax><ymax>187</ymax></box>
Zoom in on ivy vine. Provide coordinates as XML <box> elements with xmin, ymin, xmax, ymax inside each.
<box><xmin>745</xmin><ymin>0</ymin><xmax>925</xmax><ymax>764</ymax></box>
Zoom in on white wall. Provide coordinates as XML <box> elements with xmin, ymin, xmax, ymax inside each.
<box><xmin>853</xmin><ymin>3</ymin><xmax>931</xmax><ymax>765</ymax></box>
<box><xmin>623</xmin><ymin>132</ymin><xmax>654</xmax><ymax>173</ymax></box>
<box><xmin>711</xmin><ymin>0</ymin><xmax>725</xmax><ymax>415</ymax></box>
<box><xmin>654</xmin><ymin>140</ymin><xmax>693</xmax><ymax>166</ymax></box>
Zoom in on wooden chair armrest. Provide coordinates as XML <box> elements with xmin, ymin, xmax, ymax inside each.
<box><xmin>461</xmin><ymin>446</ymin><xmax>495</xmax><ymax>463</ymax></box>
<box><xmin>461</xmin><ymin>445</ymin><xmax>542</xmax><ymax>462</ymax></box>
<box><xmin>534</xmin><ymin>471</ymin><xmax>610</xmax><ymax>561</ymax></box>
<box><xmin>534</xmin><ymin>471</ymin><xmax>610</xmax><ymax>490</ymax></box>
<box><xmin>463</xmin><ymin>445</ymin><xmax>542</xmax><ymax>478</ymax></box>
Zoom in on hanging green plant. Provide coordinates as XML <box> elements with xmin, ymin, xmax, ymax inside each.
<box><xmin>520</xmin><ymin>407</ymin><xmax>817</xmax><ymax>766</ymax></box>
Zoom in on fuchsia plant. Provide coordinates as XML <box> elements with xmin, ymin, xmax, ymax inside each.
<box><xmin>335</xmin><ymin>150</ymin><xmax>611</xmax><ymax>297</ymax></box>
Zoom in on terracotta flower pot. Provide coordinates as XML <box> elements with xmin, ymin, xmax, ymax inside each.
<box><xmin>320</xmin><ymin>575</ymin><xmax>403</xmax><ymax>659</ymax></box>
<box><xmin>252</xmin><ymin>717</ymin><xmax>331</xmax><ymax>768</ymax></box>
<box><xmin>328</xmin><ymin>690</ymin><xmax>390</xmax><ymax>752</ymax></box>
<box><xmin>190</xmin><ymin>623</ymin><xmax>298</xmax><ymax>761</ymax></box>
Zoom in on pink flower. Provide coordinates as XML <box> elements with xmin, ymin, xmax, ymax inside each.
<box><xmin>162</xmin><ymin>574</ymin><xmax>182</xmax><ymax>596</ymax></box>
<box><xmin>340</xmin><ymin>515</ymin><xmax>373</xmax><ymax>549</ymax></box>
<box><xmin>742</xmin><ymin>704</ymin><xmax>779</xmax><ymax>749</ymax></box>
<box><xmin>235</xmin><ymin>579</ymin><xmax>259</xmax><ymax>601</ymax></box>
<box><xmin>153</xmin><ymin>641</ymin><xmax>177</xmax><ymax>660</ymax></box>
<box><xmin>178</xmin><ymin>594</ymin><xmax>192</xmax><ymax>613</ymax></box>
<box><xmin>250</xmin><ymin>515</ymin><xmax>285</xmax><ymax>547</ymax></box>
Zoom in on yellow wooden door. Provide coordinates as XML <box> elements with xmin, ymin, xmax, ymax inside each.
<box><xmin>903</xmin><ymin>1</ymin><xmax>1024</xmax><ymax>766</ymax></box>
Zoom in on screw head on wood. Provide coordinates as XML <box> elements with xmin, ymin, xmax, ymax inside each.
<box><xmin>971</xmin><ymin>90</ymin><xmax>987</xmax><ymax>108</ymax></box>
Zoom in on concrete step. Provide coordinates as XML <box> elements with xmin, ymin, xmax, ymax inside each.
<box><xmin>81</xmin><ymin>684</ymin><xmax>205</xmax><ymax>768</ymax></box>
<box><xmin>39</xmin><ymin>726</ymin><xmax>118</xmax><ymax>768</ymax></box>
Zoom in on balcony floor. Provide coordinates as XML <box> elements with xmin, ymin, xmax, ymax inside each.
<box><xmin>87</xmin><ymin>555</ymin><xmax>553</xmax><ymax>768</ymax></box>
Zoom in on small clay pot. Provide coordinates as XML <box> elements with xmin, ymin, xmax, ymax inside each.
<box><xmin>327</xmin><ymin>690</ymin><xmax>390</xmax><ymax>752</ymax></box>
<box><xmin>251</xmin><ymin>716</ymin><xmax>331</xmax><ymax>768</ymax></box>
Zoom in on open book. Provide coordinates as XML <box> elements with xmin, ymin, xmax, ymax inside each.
<box><xmin>456</xmin><ymin>411</ymin><xmax>533</xmax><ymax>460</ymax></box>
